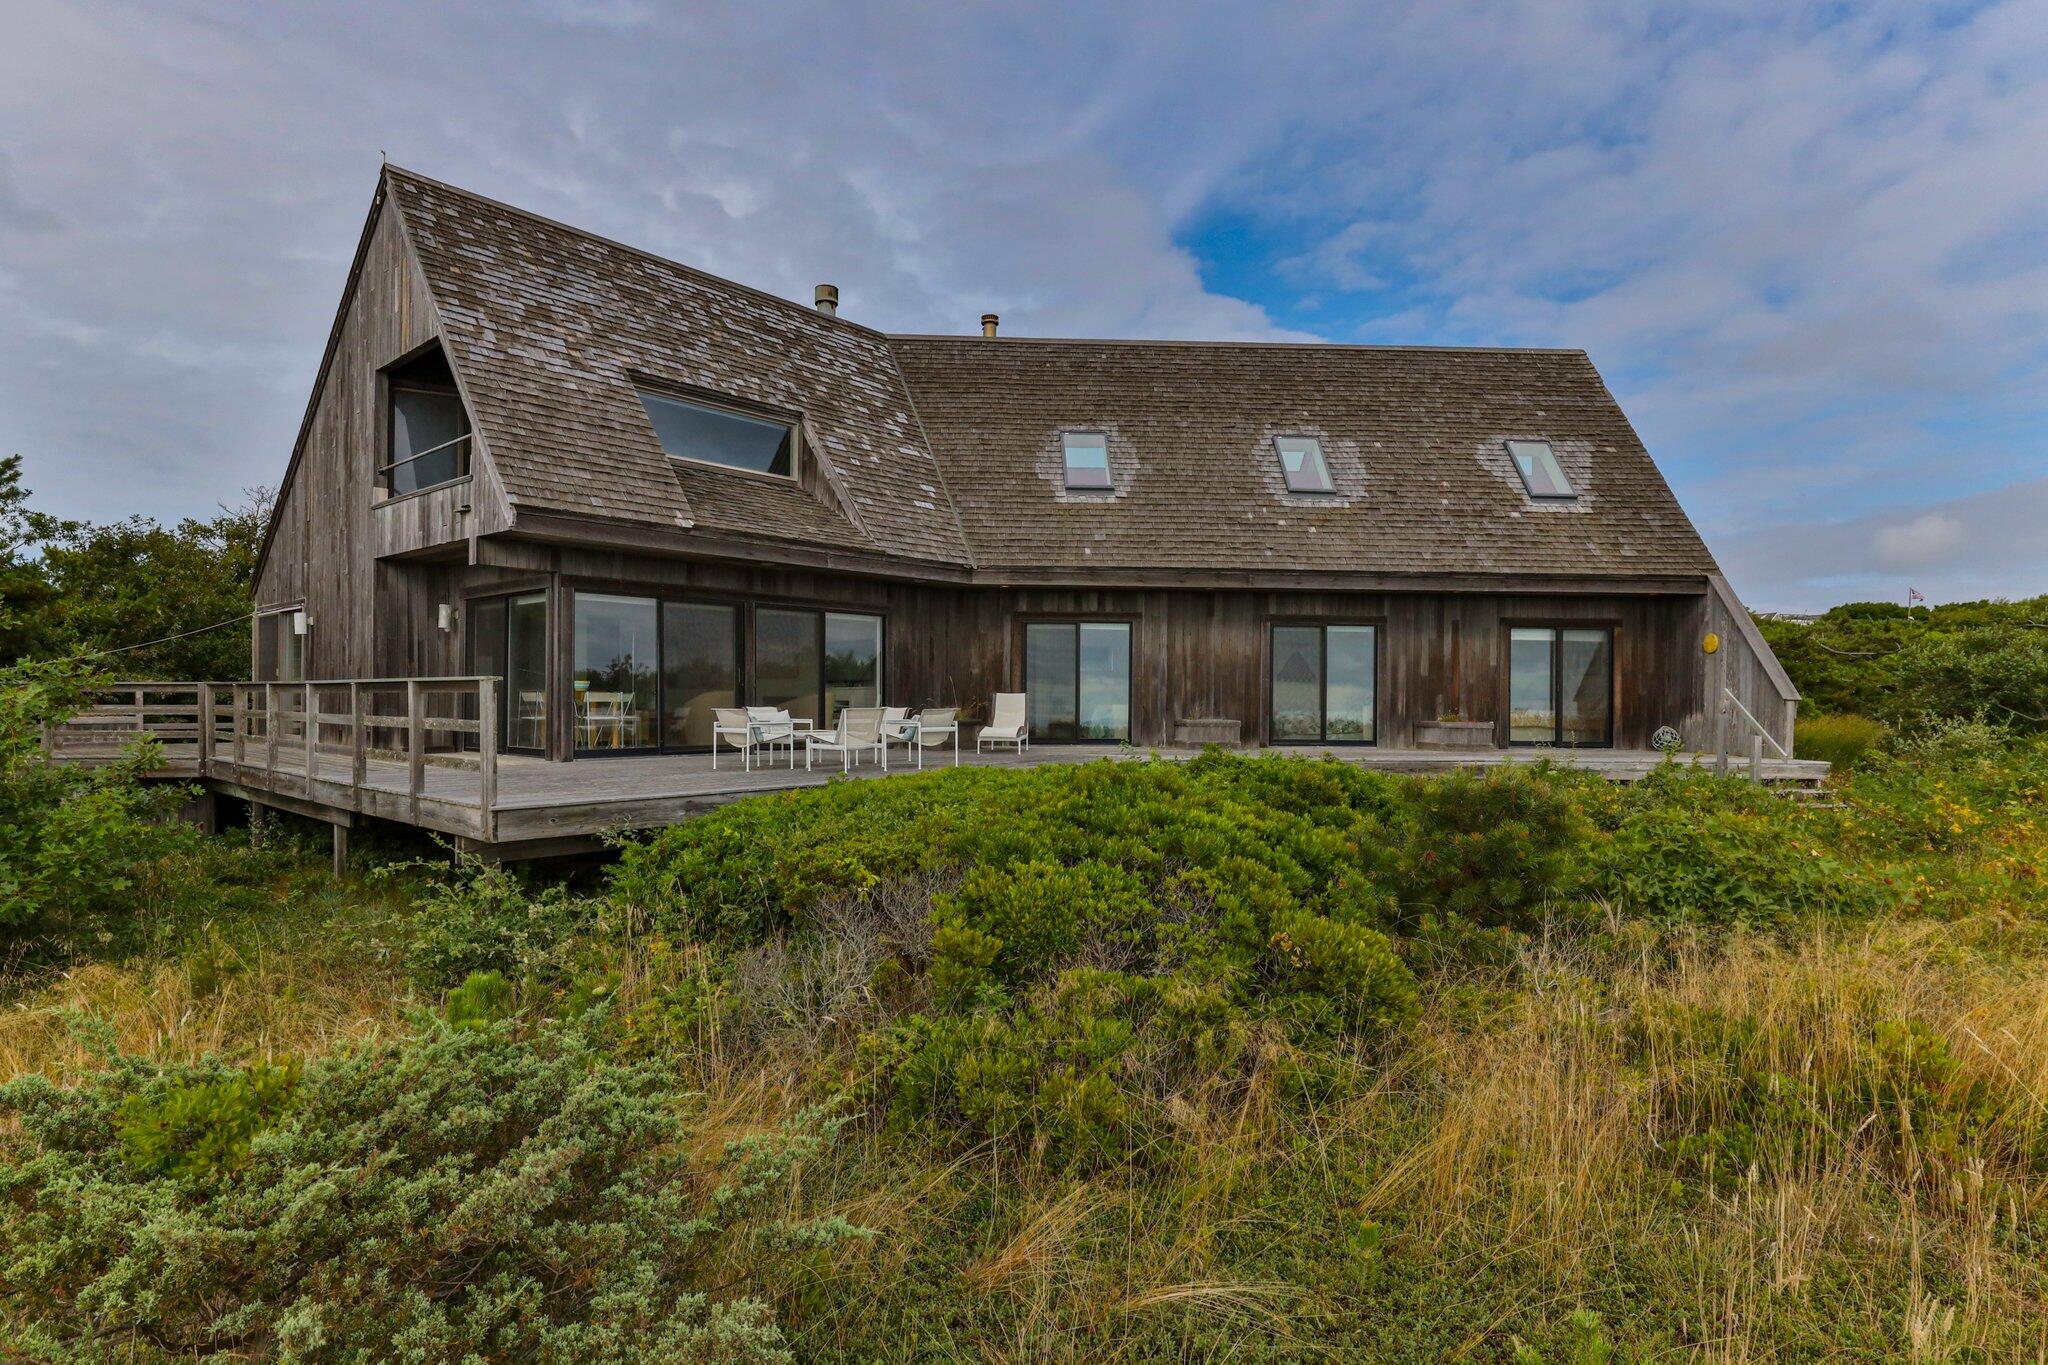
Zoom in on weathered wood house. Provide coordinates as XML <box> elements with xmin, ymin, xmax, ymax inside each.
<box><xmin>252</xmin><ymin>165</ymin><xmax>1798</xmax><ymax>768</ymax></box>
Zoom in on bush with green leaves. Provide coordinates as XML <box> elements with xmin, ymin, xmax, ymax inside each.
<box><xmin>0</xmin><ymin>661</ymin><xmax>248</xmax><ymax>964</ymax></box>
<box><xmin>1592</xmin><ymin>768</ymin><xmax>1884</xmax><ymax>927</ymax></box>
<box><xmin>1393</xmin><ymin>765</ymin><xmax>1593</xmax><ymax>931</ymax></box>
<box><xmin>0</xmin><ymin>1015</ymin><xmax>858</xmax><ymax>1361</ymax></box>
<box><xmin>398</xmin><ymin>855</ymin><xmax>603</xmax><ymax>991</ymax></box>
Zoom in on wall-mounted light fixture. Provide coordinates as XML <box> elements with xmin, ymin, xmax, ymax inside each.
<box><xmin>438</xmin><ymin>603</ymin><xmax>455</xmax><ymax>631</ymax></box>
<box><xmin>292</xmin><ymin>609</ymin><xmax>309</xmax><ymax>636</ymax></box>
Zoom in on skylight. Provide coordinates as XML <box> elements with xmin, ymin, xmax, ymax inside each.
<box><xmin>638</xmin><ymin>389</ymin><xmax>795</xmax><ymax>477</ymax></box>
<box><xmin>1062</xmin><ymin>431</ymin><xmax>1112</xmax><ymax>489</ymax></box>
<box><xmin>1506</xmin><ymin>439</ymin><xmax>1574</xmax><ymax>499</ymax></box>
<box><xmin>1275</xmin><ymin>435</ymin><xmax>1334</xmax><ymax>494</ymax></box>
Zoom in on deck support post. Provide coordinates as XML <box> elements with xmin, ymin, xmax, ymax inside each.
<box><xmin>331</xmin><ymin>820</ymin><xmax>350</xmax><ymax>878</ymax></box>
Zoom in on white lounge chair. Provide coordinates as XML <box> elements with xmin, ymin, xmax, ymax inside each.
<box><xmin>807</xmin><ymin>707</ymin><xmax>885</xmax><ymax>771</ymax></box>
<box><xmin>914</xmin><ymin>707</ymin><xmax>961</xmax><ymax>767</ymax></box>
<box><xmin>879</xmin><ymin>707</ymin><xmax>914</xmax><ymax>770</ymax></box>
<box><xmin>711</xmin><ymin>707</ymin><xmax>758</xmax><ymax>770</ymax></box>
<box><xmin>746</xmin><ymin>706</ymin><xmax>803</xmax><ymax>769</ymax></box>
<box><xmin>977</xmin><ymin>693</ymin><xmax>1028</xmax><ymax>755</ymax></box>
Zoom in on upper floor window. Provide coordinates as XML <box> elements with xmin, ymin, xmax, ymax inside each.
<box><xmin>1275</xmin><ymin>435</ymin><xmax>1334</xmax><ymax>493</ymax></box>
<box><xmin>638</xmin><ymin>389</ymin><xmax>795</xmax><ymax>477</ymax></box>
<box><xmin>1062</xmin><ymin>431</ymin><xmax>1112</xmax><ymax>489</ymax></box>
<box><xmin>1506</xmin><ymin>439</ymin><xmax>1574</xmax><ymax>499</ymax></box>
<box><xmin>382</xmin><ymin>345</ymin><xmax>471</xmax><ymax>495</ymax></box>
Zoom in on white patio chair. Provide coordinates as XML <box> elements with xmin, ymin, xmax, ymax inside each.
<box><xmin>977</xmin><ymin>693</ymin><xmax>1029</xmax><ymax>755</ymax></box>
<box><xmin>746</xmin><ymin>705</ymin><xmax>802</xmax><ymax>769</ymax></box>
<box><xmin>914</xmin><ymin>707</ymin><xmax>960</xmax><ymax>767</ymax></box>
<box><xmin>879</xmin><ymin>706</ymin><xmax>914</xmax><ymax>770</ymax></box>
<box><xmin>806</xmin><ymin>706</ymin><xmax>885</xmax><ymax>772</ymax></box>
<box><xmin>711</xmin><ymin>707</ymin><xmax>758</xmax><ymax>770</ymax></box>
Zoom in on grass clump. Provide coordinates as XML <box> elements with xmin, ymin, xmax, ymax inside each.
<box><xmin>1795</xmin><ymin>711</ymin><xmax>1888</xmax><ymax>769</ymax></box>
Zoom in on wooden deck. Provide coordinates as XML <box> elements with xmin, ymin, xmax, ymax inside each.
<box><xmin>46</xmin><ymin>682</ymin><xmax>1829</xmax><ymax>859</ymax></box>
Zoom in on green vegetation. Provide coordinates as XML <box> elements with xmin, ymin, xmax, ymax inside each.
<box><xmin>3</xmin><ymin>591</ymin><xmax>2047</xmax><ymax>1357</ymax></box>
<box><xmin>0</xmin><ymin>455</ymin><xmax>265</xmax><ymax>678</ymax></box>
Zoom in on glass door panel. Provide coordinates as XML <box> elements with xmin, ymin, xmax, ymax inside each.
<box><xmin>1509</xmin><ymin>628</ymin><xmax>1558</xmax><ymax>744</ymax></box>
<box><xmin>1558</xmin><ymin>628</ymin><xmax>1612</xmax><ymax>747</ymax></box>
<box><xmin>755</xmin><ymin>607</ymin><xmax>822</xmax><ymax>724</ymax></box>
<box><xmin>1270</xmin><ymin>625</ymin><xmax>1323</xmax><ymax>742</ymax></box>
<box><xmin>661</xmin><ymin>601</ymin><xmax>737</xmax><ymax>748</ymax></box>
<box><xmin>506</xmin><ymin>593</ymin><xmax>548</xmax><ymax>751</ymax></box>
<box><xmin>1077</xmin><ymin>623</ymin><xmax>1131</xmax><ymax>741</ymax></box>
<box><xmin>574</xmin><ymin>593</ymin><xmax>658</xmax><ymax>751</ymax></box>
<box><xmin>1025</xmin><ymin>622</ymin><xmax>1079</xmax><ymax>741</ymax></box>
<box><xmin>1325</xmin><ymin>626</ymin><xmax>1376</xmax><ymax>742</ymax></box>
<box><xmin>824</xmin><ymin>612</ymin><xmax>882</xmax><ymax>721</ymax></box>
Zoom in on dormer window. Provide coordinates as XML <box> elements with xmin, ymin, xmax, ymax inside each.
<box><xmin>1062</xmin><ymin>431</ymin><xmax>1112</xmax><ymax>489</ymax></box>
<box><xmin>1275</xmin><ymin>435</ymin><xmax>1334</xmax><ymax>494</ymax></box>
<box><xmin>639</xmin><ymin>388</ymin><xmax>795</xmax><ymax>478</ymax></box>
<box><xmin>382</xmin><ymin>345</ymin><xmax>471</xmax><ymax>495</ymax></box>
<box><xmin>1506</xmin><ymin>439</ymin><xmax>1574</xmax><ymax>499</ymax></box>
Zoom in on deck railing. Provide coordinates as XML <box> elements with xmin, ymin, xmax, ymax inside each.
<box><xmin>1714</xmin><ymin>685</ymin><xmax>1789</xmax><ymax>782</ymax></box>
<box><xmin>48</xmin><ymin>677</ymin><xmax>502</xmax><ymax>840</ymax></box>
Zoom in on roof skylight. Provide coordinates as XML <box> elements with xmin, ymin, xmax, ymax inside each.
<box><xmin>1062</xmin><ymin>431</ymin><xmax>1112</xmax><ymax>489</ymax></box>
<box><xmin>1275</xmin><ymin>435</ymin><xmax>1334</xmax><ymax>494</ymax></box>
<box><xmin>1506</xmin><ymin>439</ymin><xmax>1574</xmax><ymax>499</ymax></box>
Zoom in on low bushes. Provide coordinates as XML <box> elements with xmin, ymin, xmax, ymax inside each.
<box><xmin>1793</xmin><ymin>712</ymin><xmax>1887</xmax><ymax>769</ymax></box>
<box><xmin>0</xmin><ymin>1015</ymin><xmax>857</xmax><ymax>1361</ymax></box>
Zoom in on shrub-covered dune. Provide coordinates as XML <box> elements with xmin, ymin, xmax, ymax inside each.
<box><xmin>3</xmin><ymin>669</ymin><xmax>2046</xmax><ymax>1358</ymax></box>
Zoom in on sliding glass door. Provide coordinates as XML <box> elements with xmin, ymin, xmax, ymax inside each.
<box><xmin>575</xmin><ymin>594</ymin><xmax>659</xmax><ymax>752</ymax></box>
<box><xmin>1024</xmin><ymin>621</ymin><xmax>1131</xmax><ymax>742</ymax></box>
<box><xmin>1509</xmin><ymin>626</ymin><xmax>1613</xmax><ymax>747</ymax></box>
<box><xmin>754</xmin><ymin>608</ymin><xmax>882</xmax><ymax>727</ymax></box>
<box><xmin>661</xmin><ymin>601</ymin><xmax>738</xmax><ymax>749</ymax></box>
<box><xmin>1269</xmin><ymin>623</ymin><xmax>1377</xmax><ymax>744</ymax></box>
<box><xmin>467</xmin><ymin>591</ymin><xmax>548</xmax><ymax>752</ymax></box>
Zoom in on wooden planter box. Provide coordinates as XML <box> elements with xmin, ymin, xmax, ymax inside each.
<box><xmin>1173</xmin><ymin>718</ymin><xmax>1243</xmax><ymax>747</ymax></box>
<box><xmin>1414</xmin><ymin>720</ymin><xmax>1496</xmax><ymax>750</ymax></box>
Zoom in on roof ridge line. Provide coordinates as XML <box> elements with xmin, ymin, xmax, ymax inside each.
<box><xmin>381</xmin><ymin>162</ymin><xmax>896</xmax><ymax>344</ymax></box>
<box><xmin>886</xmin><ymin>334</ymin><xmax>1589</xmax><ymax>356</ymax></box>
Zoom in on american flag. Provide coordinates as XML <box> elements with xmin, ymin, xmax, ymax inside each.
<box><xmin>1907</xmin><ymin>587</ymin><xmax>1925</xmax><ymax>605</ymax></box>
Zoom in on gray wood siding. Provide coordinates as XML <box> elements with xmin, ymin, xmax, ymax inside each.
<box><xmin>253</xmin><ymin>194</ymin><xmax>511</xmax><ymax>679</ymax></box>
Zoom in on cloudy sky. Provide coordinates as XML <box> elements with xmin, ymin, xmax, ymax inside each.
<box><xmin>2</xmin><ymin>0</ymin><xmax>2043</xmax><ymax>610</ymax></box>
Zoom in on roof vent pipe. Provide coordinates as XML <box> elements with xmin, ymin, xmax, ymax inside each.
<box><xmin>814</xmin><ymin>283</ymin><xmax>839</xmax><ymax>316</ymax></box>
<box><xmin>981</xmin><ymin>312</ymin><xmax>999</xmax><ymax>338</ymax></box>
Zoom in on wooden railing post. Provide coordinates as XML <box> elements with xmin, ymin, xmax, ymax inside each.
<box><xmin>265</xmin><ymin>683</ymin><xmax>280</xmax><ymax>776</ymax></box>
<box><xmin>303</xmin><ymin>681</ymin><xmax>318</xmax><ymax>789</ymax></box>
<box><xmin>232</xmin><ymin>687</ymin><xmax>246</xmax><ymax>768</ymax></box>
<box><xmin>198</xmin><ymin>683</ymin><xmax>214</xmax><ymax>772</ymax></box>
<box><xmin>1749</xmin><ymin>733</ymin><xmax>1764</xmax><ymax>785</ymax></box>
<box><xmin>407</xmin><ymin>680</ymin><xmax>425</xmax><ymax>822</ymax></box>
<box><xmin>350</xmin><ymin>682</ymin><xmax>367</xmax><ymax>793</ymax></box>
<box><xmin>1714</xmin><ymin>693</ymin><xmax>1731</xmax><ymax>777</ymax></box>
<box><xmin>477</xmin><ymin>677</ymin><xmax>498</xmax><ymax>843</ymax></box>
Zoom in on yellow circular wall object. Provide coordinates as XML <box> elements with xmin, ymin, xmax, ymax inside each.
<box><xmin>1702</xmin><ymin>632</ymin><xmax>1721</xmax><ymax>655</ymax></box>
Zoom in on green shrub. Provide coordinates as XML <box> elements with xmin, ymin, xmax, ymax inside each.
<box><xmin>1265</xmin><ymin>909</ymin><xmax>1417</xmax><ymax>1037</ymax></box>
<box><xmin>445</xmin><ymin>968</ymin><xmax>517</xmax><ymax>1027</ymax></box>
<box><xmin>115</xmin><ymin>1058</ymin><xmax>300</xmax><ymax>1182</ymax></box>
<box><xmin>932</xmin><ymin>859</ymin><xmax>1155</xmax><ymax>987</ymax></box>
<box><xmin>1794</xmin><ymin>713</ymin><xmax>1887</xmax><ymax>770</ymax></box>
<box><xmin>1594</xmin><ymin>769</ymin><xmax>1882</xmax><ymax>927</ymax></box>
<box><xmin>0</xmin><ymin>661</ymin><xmax>216</xmax><ymax>961</ymax></box>
<box><xmin>0</xmin><ymin>1018</ymin><xmax>857</xmax><ymax>1359</ymax></box>
<box><xmin>400</xmin><ymin>856</ymin><xmax>599</xmax><ymax>990</ymax></box>
<box><xmin>1396</xmin><ymin>766</ymin><xmax>1590</xmax><ymax>930</ymax></box>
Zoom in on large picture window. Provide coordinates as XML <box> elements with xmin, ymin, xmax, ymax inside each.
<box><xmin>1269</xmin><ymin>623</ymin><xmax>1376</xmax><ymax>744</ymax></box>
<box><xmin>566</xmin><ymin>592</ymin><xmax>880</xmax><ymax>753</ymax></box>
<box><xmin>1024</xmin><ymin>621</ymin><xmax>1131</xmax><ymax>742</ymax></box>
<box><xmin>1509</xmin><ymin>626</ymin><xmax>1613</xmax><ymax>747</ymax></box>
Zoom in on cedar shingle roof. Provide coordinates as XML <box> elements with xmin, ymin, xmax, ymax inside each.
<box><xmin>384</xmin><ymin>167</ymin><xmax>971</xmax><ymax>565</ymax></box>
<box><xmin>381</xmin><ymin>167</ymin><xmax>1718</xmax><ymax>583</ymax></box>
<box><xmin>888</xmin><ymin>336</ymin><xmax>1719</xmax><ymax>578</ymax></box>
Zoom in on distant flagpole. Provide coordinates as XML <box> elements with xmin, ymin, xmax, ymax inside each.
<box><xmin>1907</xmin><ymin>587</ymin><xmax>1925</xmax><ymax>607</ymax></box>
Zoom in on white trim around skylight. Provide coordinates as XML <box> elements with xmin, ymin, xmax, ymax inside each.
<box><xmin>1505</xmin><ymin>439</ymin><xmax>1575</xmax><ymax>499</ymax></box>
<box><xmin>1274</xmin><ymin>434</ymin><xmax>1335</xmax><ymax>494</ymax></box>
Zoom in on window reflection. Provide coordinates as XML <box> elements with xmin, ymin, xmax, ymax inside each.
<box><xmin>575</xmin><ymin>594</ymin><xmax>658</xmax><ymax>750</ymax></box>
